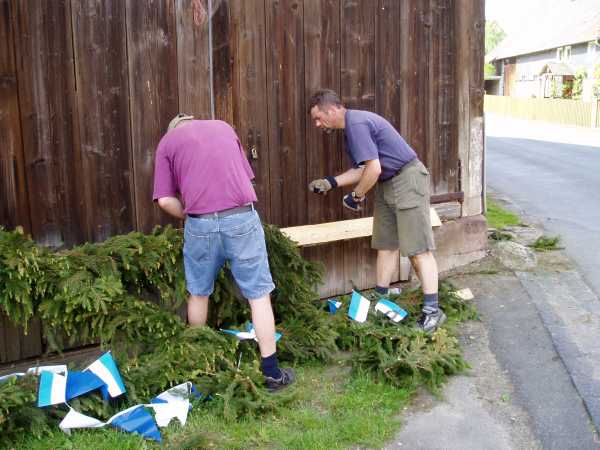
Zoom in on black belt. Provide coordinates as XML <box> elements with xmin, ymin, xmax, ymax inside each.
<box><xmin>380</xmin><ymin>158</ymin><xmax>419</xmax><ymax>182</ymax></box>
<box><xmin>188</xmin><ymin>204</ymin><xmax>254</xmax><ymax>219</ymax></box>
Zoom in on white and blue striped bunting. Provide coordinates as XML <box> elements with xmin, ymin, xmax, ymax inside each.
<box><xmin>37</xmin><ymin>353</ymin><xmax>125</xmax><ymax>407</ymax></box>
<box><xmin>220</xmin><ymin>323</ymin><xmax>282</xmax><ymax>342</ymax></box>
<box><xmin>85</xmin><ymin>351</ymin><xmax>126</xmax><ymax>399</ymax></box>
<box><xmin>348</xmin><ymin>290</ymin><xmax>371</xmax><ymax>323</ymax></box>
<box><xmin>374</xmin><ymin>298</ymin><xmax>408</xmax><ymax>323</ymax></box>
<box><xmin>37</xmin><ymin>371</ymin><xmax>67</xmax><ymax>407</ymax></box>
<box><xmin>59</xmin><ymin>381</ymin><xmax>202</xmax><ymax>441</ymax></box>
<box><xmin>327</xmin><ymin>299</ymin><xmax>342</xmax><ymax>314</ymax></box>
<box><xmin>60</xmin><ymin>404</ymin><xmax>162</xmax><ymax>442</ymax></box>
<box><xmin>0</xmin><ymin>364</ymin><xmax>67</xmax><ymax>383</ymax></box>
<box><xmin>149</xmin><ymin>382</ymin><xmax>193</xmax><ymax>427</ymax></box>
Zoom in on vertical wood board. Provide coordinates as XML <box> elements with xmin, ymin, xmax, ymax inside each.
<box><xmin>126</xmin><ymin>0</ymin><xmax>179</xmax><ymax>233</ymax></box>
<box><xmin>72</xmin><ymin>0</ymin><xmax>135</xmax><ymax>242</ymax></box>
<box><xmin>0</xmin><ymin>0</ymin><xmax>30</xmax><ymax>232</ymax></box>
<box><xmin>266</xmin><ymin>0</ymin><xmax>307</xmax><ymax>227</ymax></box>
<box><xmin>13</xmin><ymin>0</ymin><xmax>84</xmax><ymax>247</ymax></box>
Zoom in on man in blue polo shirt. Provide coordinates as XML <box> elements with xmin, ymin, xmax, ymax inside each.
<box><xmin>308</xmin><ymin>89</ymin><xmax>445</xmax><ymax>333</ymax></box>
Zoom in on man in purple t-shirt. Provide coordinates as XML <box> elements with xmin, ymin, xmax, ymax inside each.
<box><xmin>307</xmin><ymin>90</ymin><xmax>446</xmax><ymax>333</ymax></box>
<box><xmin>153</xmin><ymin>114</ymin><xmax>294</xmax><ymax>391</ymax></box>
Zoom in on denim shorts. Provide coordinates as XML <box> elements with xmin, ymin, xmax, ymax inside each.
<box><xmin>183</xmin><ymin>209</ymin><xmax>275</xmax><ymax>300</ymax></box>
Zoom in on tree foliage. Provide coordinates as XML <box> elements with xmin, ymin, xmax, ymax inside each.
<box><xmin>0</xmin><ymin>225</ymin><xmax>475</xmax><ymax>444</ymax></box>
<box><xmin>485</xmin><ymin>20</ymin><xmax>506</xmax><ymax>56</ymax></box>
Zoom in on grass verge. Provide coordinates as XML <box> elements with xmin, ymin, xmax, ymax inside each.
<box><xmin>529</xmin><ymin>235</ymin><xmax>562</xmax><ymax>252</ymax></box>
<box><xmin>13</xmin><ymin>361</ymin><xmax>413</xmax><ymax>450</ymax></box>
<box><xmin>485</xmin><ymin>196</ymin><xmax>521</xmax><ymax>229</ymax></box>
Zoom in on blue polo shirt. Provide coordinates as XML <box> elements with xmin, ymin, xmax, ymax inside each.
<box><xmin>343</xmin><ymin>109</ymin><xmax>417</xmax><ymax>180</ymax></box>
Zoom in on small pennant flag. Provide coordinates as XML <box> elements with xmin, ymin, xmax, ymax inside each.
<box><xmin>85</xmin><ymin>352</ymin><xmax>126</xmax><ymax>398</ymax></box>
<box><xmin>348</xmin><ymin>290</ymin><xmax>371</xmax><ymax>323</ymax></box>
<box><xmin>109</xmin><ymin>405</ymin><xmax>162</xmax><ymax>442</ymax></box>
<box><xmin>221</xmin><ymin>323</ymin><xmax>282</xmax><ymax>342</ymax></box>
<box><xmin>0</xmin><ymin>372</ymin><xmax>25</xmax><ymax>382</ymax></box>
<box><xmin>220</xmin><ymin>328</ymin><xmax>256</xmax><ymax>340</ymax></box>
<box><xmin>375</xmin><ymin>299</ymin><xmax>408</xmax><ymax>323</ymax></box>
<box><xmin>27</xmin><ymin>365</ymin><xmax>67</xmax><ymax>376</ymax></box>
<box><xmin>65</xmin><ymin>371</ymin><xmax>106</xmax><ymax>401</ymax></box>
<box><xmin>37</xmin><ymin>371</ymin><xmax>67</xmax><ymax>407</ymax></box>
<box><xmin>151</xmin><ymin>381</ymin><xmax>192</xmax><ymax>404</ymax></box>
<box><xmin>1</xmin><ymin>365</ymin><xmax>67</xmax><ymax>383</ymax></box>
<box><xmin>150</xmin><ymin>382</ymin><xmax>192</xmax><ymax>427</ymax></box>
<box><xmin>327</xmin><ymin>299</ymin><xmax>342</xmax><ymax>314</ymax></box>
<box><xmin>59</xmin><ymin>408</ymin><xmax>105</xmax><ymax>433</ymax></box>
<box><xmin>60</xmin><ymin>405</ymin><xmax>163</xmax><ymax>441</ymax></box>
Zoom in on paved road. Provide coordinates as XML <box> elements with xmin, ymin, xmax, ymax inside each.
<box><xmin>486</xmin><ymin>116</ymin><xmax>600</xmax><ymax>297</ymax></box>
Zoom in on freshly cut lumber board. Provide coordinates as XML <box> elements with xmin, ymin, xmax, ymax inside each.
<box><xmin>281</xmin><ymin>208</ymin><xmax>441</xmax><ymax>247</ymax></box>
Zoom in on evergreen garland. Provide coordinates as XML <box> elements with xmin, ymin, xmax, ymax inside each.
<box><xmin>0</xmin><ymin>225</ymin><xmax>476</xmax><ymax>444</ymax></box>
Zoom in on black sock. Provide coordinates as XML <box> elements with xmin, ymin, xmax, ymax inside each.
<box><xmin>261</xmin><ymin>353</ymin><xmax>282</xmax><ymax>379</ymax></box>
<box><xmin>423</xmin><ymin>293</ymin><xmax>439</xmax><ymax>312</ymax></box>
<box><xmin>375</xmin><ymin>285</ymin><xmax>389</xmax><ymax>295</ymax></box>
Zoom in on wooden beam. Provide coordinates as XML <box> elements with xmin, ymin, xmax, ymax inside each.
<box><xmin>431</xmin><ymin>191</ymin><xmax>464</xmax><ymax>204</ymax></box>
<box><xmin>281</xmin><ymin>208</ymin><xmax>442</xmax><ymax>247</ymax></box>
<box><xmin>281</xmin><ymin>217</ymin><xmax>373</xmax><ymax>247</ymax></box>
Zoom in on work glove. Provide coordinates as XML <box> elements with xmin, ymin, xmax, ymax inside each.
<box><xmin>308</xmin><ymin>176</ymin><xmax>338</xmax><ymax>195</ymax></box>
<box><xmin>343</xmin><ymin>192</ymin><xmax>365</xmax><ymax>213</ymax></box>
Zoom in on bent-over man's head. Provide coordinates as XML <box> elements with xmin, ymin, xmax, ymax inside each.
<box><xmin>309</xmin><ymin>89</ymin><xmax>346</xmax><ymax>132</ymax></box>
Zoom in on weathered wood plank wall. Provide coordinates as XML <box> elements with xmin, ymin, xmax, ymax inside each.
<box><xmin>0</xmin><ymin>0</ymin><xmax>484</xmax><ymax>363</ymax></box>
<box><xmin>1</xmin><ymin>0</ymin><xmax>469</xmax><ymax>239</ymax></box>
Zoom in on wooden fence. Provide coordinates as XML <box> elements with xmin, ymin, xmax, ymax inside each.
<box><xmin>0</xmin><ymin>0</ymin><xmax>484</xmax><ymax>364</ymax></box>
<box><xmin>485</xmin><ymin>95</ymin><xmax>599</xmax><ymax>128</ymax></box>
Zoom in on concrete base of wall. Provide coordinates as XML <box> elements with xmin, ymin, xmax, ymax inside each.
<box><xmin>304</xmin><ymin>214</ymin><xmax>489</xmax><ymax>298</ymax></box>
<box><xmin>433</xmin><ymin>214</ymin><xmax>489</xmax><ymax>275</ymax></box>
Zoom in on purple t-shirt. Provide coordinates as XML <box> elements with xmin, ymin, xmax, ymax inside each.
<box><xmin>344</xmin><ymin>110</ymin><xmax>417</xmax><ymax>180</ymax></box>
<box><xmin>152</xmin><ymin>120</ymin><xmax>257</xmax><ymax>214</ymax></box>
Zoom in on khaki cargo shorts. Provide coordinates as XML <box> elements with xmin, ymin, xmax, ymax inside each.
<box><xmin>372</xmin><ymin>159</ymin><xmax>435</xmax><ymax>257</ymax></box>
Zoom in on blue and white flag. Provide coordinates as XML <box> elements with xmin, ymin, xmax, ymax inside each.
<box><xmin>220</xmin><ymin>323</ymin><xmax>282</xmax><ymax>342</ymax></box>
<box><xmin>348</xmin><ymin>290</ymin><xmax>371</xmax><ymax>323</ymax></box>
<box><xmin>28</xmin><ymin>365</ymin><xmax>67</xmax><ymax>376</ymax></box>
<box><xmin>65</xmin><ymin>371</ymin><xmax>106</xmax><ymax>401</ymax></box>
<box><xmin>0</xmin><ymin>372</ymin><xmax>25</xmax><ymax>382</ymax></box>
<box><xmin>61</xmin><ymin>405</ymin><xmax>163</xmax><ymax>442</ymax></box>
<box><xmin>59</xmin><ymin>382</ymin><xmax>199</xmax><ymax>438</ymax></box>
<box><xmin>374</xmin><ymin>299</ymin><xmax>408</xmax><ymax>323</ymax></box>
<box><xmin>59</xmin><ymin>408</ymin><xmax>105</xmax><ymax>432</ymax></box>
<box><xmin>85</xmin><ymin>351</ymin><xmax>126</xmax><ymax>398</ymax></box>
<box><xmin>327</xmin><ymin>299</ymin><xmax>342</xmax><ymax>314</ymax></box>
<box><xmin>149</xmin><ymin>382</ymin><xmax>192</xmax><ymax>427</ymax></box>
<box><xmin>109</xmin><ymin>405</ymin><xmax>162</xmax><ymax>442</ymax></box>
<box><xmin>37</xmin><ymin>371</ymin><xmax>67</xmax><ymax>407</ymax></box>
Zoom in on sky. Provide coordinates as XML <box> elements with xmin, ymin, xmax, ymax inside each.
<box><xmin>486</xmin><ymin>0</ymin><xmax>547</xmax><ymax>36</ymax></box>
<box><xmin>485</xmin><ymin>0</ymin><xmax>598</xmax><ymax>45</ymax></box>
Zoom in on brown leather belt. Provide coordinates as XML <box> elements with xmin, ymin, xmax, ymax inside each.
<box><xmin>188</xmin><ymin>204</ymin><xmax>254</xmax><ymax>219</ymax></box>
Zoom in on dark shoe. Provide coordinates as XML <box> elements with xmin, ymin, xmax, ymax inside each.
<box><xmin>416</xmin><ymin>307</ymin><xmax>447</xmax><ymax>333</ymax></box>
<box><xmin>265</xmin><ymin>367</ymin><xmax>295</xmax><ymax>392</ymax></box>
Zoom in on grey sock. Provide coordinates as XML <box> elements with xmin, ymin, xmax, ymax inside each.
<box><xmin>375</xmin><ymin>285</ymin><xmax>389</xmax><ymax>295</ymax></box>
<box><xmin>423</xmin><ymin>293</ymin><xmax>439</xmax><ymax>311</ymax></box>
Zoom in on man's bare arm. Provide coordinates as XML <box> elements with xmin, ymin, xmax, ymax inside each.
<box><xmin>334</xmin><ymin>167</ymin><xmax>364</xmax><ymax>187</ymax></box>
<box><xmin>157</xmin><ymin>196</ymin><xmax>185</xmax><ymax>220</ymax></box>
<box><xmin>353</xmin><ymin>159</ymin><xmax>381</xmax><ymax>198</ymax></box>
